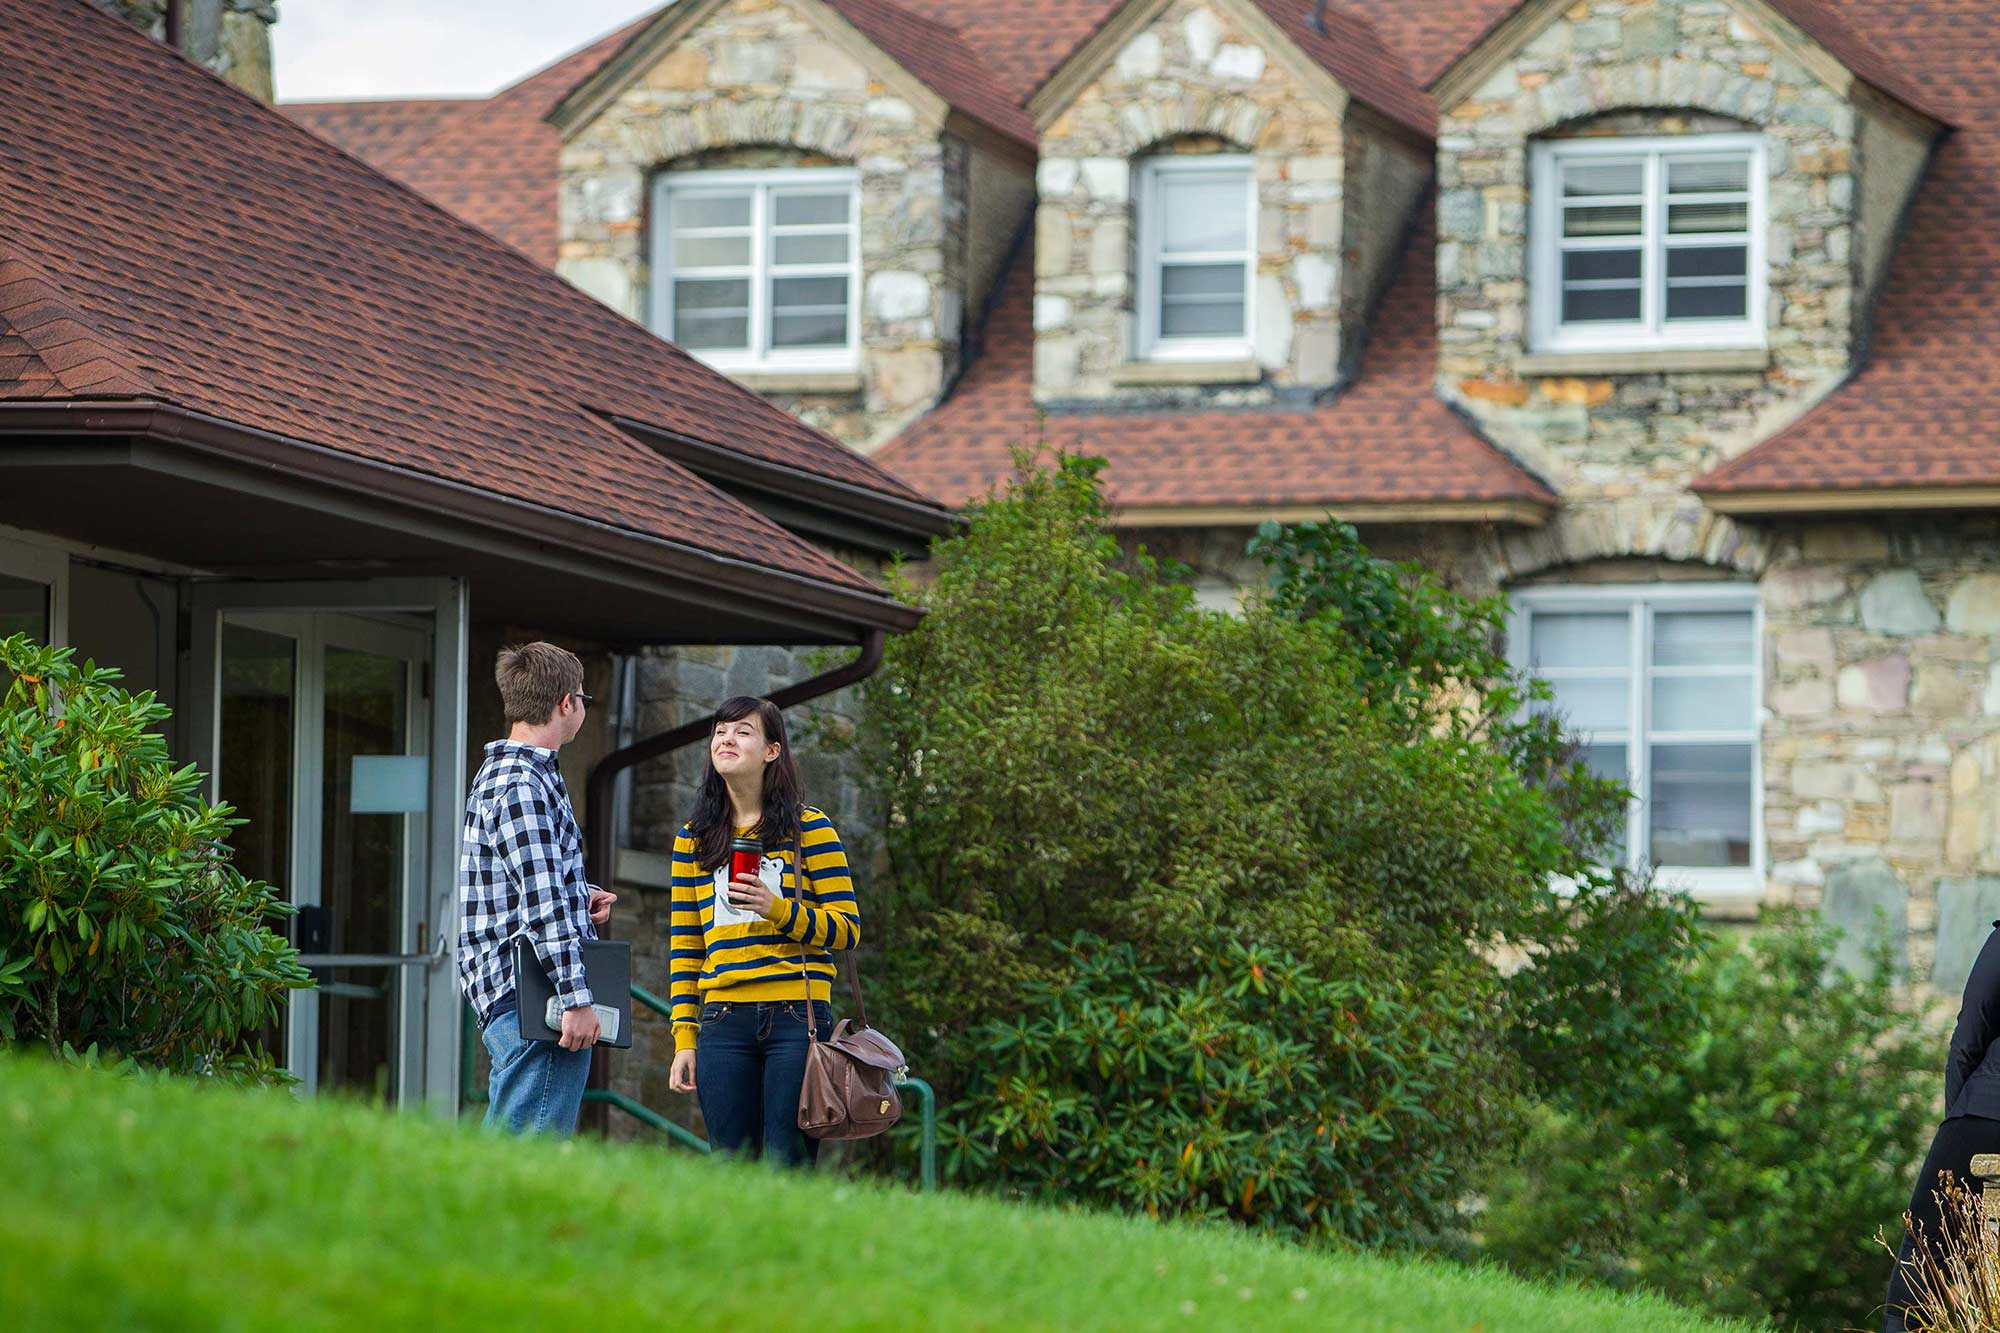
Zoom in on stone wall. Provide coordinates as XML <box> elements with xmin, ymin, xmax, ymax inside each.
<box><xmin>1033</xmin><ymin>0</ymin><xmax>1418</xmax><ymax>407</ymax></box>
<box><xmin>1434</xmin><ymin>0</ymin><xmax>1894</xmax><ymax>510</ymax></box>
<box><xmin>557</xmin><ymin>0</ymin><xmax>974</xmax><ymax>450</ymax></box>
<box><xmin>1759</xmin><ymin>517</ymin><xmax>2000</xmax><ymax>993</ymax></box>
<box><xmin>93</xmin><ymin>0</ymin><xmax>276</xmax><ymax>100</ymax></box>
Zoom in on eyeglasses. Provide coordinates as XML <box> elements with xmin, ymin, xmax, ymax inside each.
<box><xmin>570</xmin><ymin>690</ymin><xmax>594</xmax><ymax>706</ymax></box>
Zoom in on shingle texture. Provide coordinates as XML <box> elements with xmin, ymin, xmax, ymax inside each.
<box><xmin>4</xmin><ymin>0</ymin><xmax>946</xmax><ymax>594</ymax></box>
<box><xmin>873</xmin><ymin>215</ymin><xmax>1555</xmax><ymax>511</ymax></box>
<box><xmin>288</xmin><ymin>0</ymin><xmax>1994</xmax><ymax>510</ymax></box>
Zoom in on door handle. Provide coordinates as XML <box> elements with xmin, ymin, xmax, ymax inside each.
<box><xmin>294</xmin><ymin>952</ymin><xmax>442</xmax><ymax>968</ymax></box>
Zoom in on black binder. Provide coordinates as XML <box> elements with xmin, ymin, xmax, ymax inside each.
<box><xmin>512</xmin><ymin>936</ymin><xmax>634</xmax><ymax>1049</ymax></box>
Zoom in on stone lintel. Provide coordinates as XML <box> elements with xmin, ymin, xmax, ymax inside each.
<box><xmin>1515</xmin><ymin>347</ymin><xmax>1772</xmax><ymax>376</ymax></box>
<box><xmin>728</xmin><ymin>370</ymin><xmax>867</xmax><ymax>395</ymax></box>
<box><xmin>1110</xmin><ymin>358</ymin><xmax>1264</xmax><ymax>386</ymax></box>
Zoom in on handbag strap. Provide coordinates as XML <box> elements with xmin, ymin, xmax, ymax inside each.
<box><xmin>793</xmin><ymin>826</ymin><xmax>868</xmax><ymax>1043</ymax></box>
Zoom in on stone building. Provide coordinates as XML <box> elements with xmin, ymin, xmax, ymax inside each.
<box><xmin>3</xmin><ymin>0</ymin><xmax>945</xmax><ymax>1116</ymax></box>
<box><xmin>291</xmin><ymin>0</ymin><xmax>2000</xmax><ymax>1010</ymax></box>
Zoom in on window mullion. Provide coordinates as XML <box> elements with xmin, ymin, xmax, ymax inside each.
<box><xmin>1643</xmin><ymin>152</ymin><xmax>1663</xmax><ymax>336</ymax></box>
<box><xmin>1631</xmin><ymin>604</ymin><xmax>1651</xmax><ymax>871</ymax></box>
<box><xmin>751</xmin><ymin>186</ymin><xmax>770</xmax><ymax>361</ymax></box>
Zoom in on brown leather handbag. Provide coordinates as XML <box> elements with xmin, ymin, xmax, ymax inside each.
<box><xmin>791</xmin><ymin>834</ymin><xmax>906</xmax><ymax>1141</ymax></box>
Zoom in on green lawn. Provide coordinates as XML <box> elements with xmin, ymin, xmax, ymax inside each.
<box><xmin>0</xmin><ymin>1053</ymin><xmax>1749</xmax><ymax>1332</ymax></box>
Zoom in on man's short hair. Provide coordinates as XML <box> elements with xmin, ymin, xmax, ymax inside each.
<box><xmin>495</xmin><ymin>642</ymin><xmax>584</xmax><ymax>726</ymax></box>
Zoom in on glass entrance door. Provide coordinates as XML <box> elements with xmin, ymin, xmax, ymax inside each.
<box><xmin>216</xmin><ymin>611</ymin><xmax>432</xmax><ymax>1103</ymax></box>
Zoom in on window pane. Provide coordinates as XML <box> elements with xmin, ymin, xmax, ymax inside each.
<box><xmin>1159</xmin><ymin>174</ymin><xmax>1249</xmax><ymax>252</ymax></box>
<box><xmin>1546</xmin><ymin>676</ymin><xmax>1631</xmax><ymax>733</ymax></box>
<box><xmin>1652</xmin><ymin>672</ymin><xmax>1752</xmax><ymax>733</ymax></box>
<box><xmin>1666</xmin><ymin>282</ymin><xmax>1747</xmax><ymax>320</ymax></box>
<box><xmin>1653</xmin><ymin>611</ymin><xmax>1754</xmax><ymax>667</ymax></box>
<box><xmin>1563</xmin><ymin>249</ymin><xmax>1642</xmax><ymax>282</ymax></box>
<box><xmin>771</xmin><ymin>310</ymin><xmax>848</xmax><ymax>348</ymax></box>
<box><xmin>1580</xmin><ymin>742</ymin><xmax>1631</xmax><ymax>863</ymax></box>
<box><xmin>674</xmin><ymin>314</ymin><xmax>750</xmax><ymax>349</ymax></box>
<box><xmin>673</xmin><ymin>234</ymin><xmax>751</xmax><ymax>268</ymax></box>
<box><xmin>772</xmin><ymin>191</ymin><xmax>849</xmax><ymax>226</ymax></box>
<box><xmin>1649</xmin><ymin>743</ymin><xmax>1753</xmax><ymax>867</ymax></box>
<box><xmin>1160</xmin><ymin>298</ymin><xmax>1246</xmax><ymax>337</ymax></box>
<box><xmin>1562</xmin><ymin>160</ymin><xmax>1643</xmax><ymax>197</ymax></box>
<box><xmin>1531</xmin><ymin>612</ymin><xmax>1630</xmax><ymax>670</ymax></box>
<box><xmin>0</xmin><ymin>573</ymin><xmax>48</xmax><ymax>645</ymax></box>
<box><xmin>674</xmin><ymin>277</ymin><xmax>749</xmax><ymax>312</ymax></box>
<box><xmin>674</xmin><ymin>275</ymin><xmax>751</xmax><ymax>349</ymax></box>
<box><xmin>1668</xmin><ymin>201</ymin><xmax>1749</xmax><ymax>233</ymax></box>
<box><xmin>772</xmin><ymin>275</ymin><xmax>848</xmax><ymax>310</ymax></box>
<box><xmin>1564</xmin><ymin>205</ymin><xmax>1642</xmax><ymax>238</ymax></box>
<box><xmin>1563</xmin><ymin>285</ymin><xmax>1642</xmax><ymax>323</ymax></box>
<box><xmin>1667</xmin><ymin>246</ymin><xmax>1749</xmax><ymax>279</ymax></box>
<box><xmin>673</xmin><ymin>193</ymin><xmax>752</xmax><ymax>229</ymax></box>
<box><xmin>771</xmin><ymin>233</ymin><xmax>848</xmax><ymax>266</ymax></box>
<box><xmin>1159</xmin><ymin>263</ymin><xmax>1245</xmax><ymax>337</ymax></box>
<box><xmin>1161</xmin><ymin>264</ymin><xmax>1245</xmax><ymax>299</ymax></box>
<box><xmin>1668</xmin><ymin>158</ymin><xmax>1749</xmax><ymax>194</ymax></box>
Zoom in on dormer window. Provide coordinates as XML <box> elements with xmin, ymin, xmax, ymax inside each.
<box><xmin>1529</xmin><ymin>135</ymin><xmax>1764</xmax><ymax>355</ymax></box>
<box><xmin>651</xmin><ymin>167</ymin><xmax>860</xmax><ymax>373</ymax></box>
<box><xmin>1135</xmin><ymin>155</ymin><xmax>1256</xmax><ymax>361</ymax></box>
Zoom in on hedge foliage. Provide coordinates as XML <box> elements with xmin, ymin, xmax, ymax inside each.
<box><xmin>0</xmin><ymin>635</ymin><xmax>307</xmax><ymax>1082</ymax></box>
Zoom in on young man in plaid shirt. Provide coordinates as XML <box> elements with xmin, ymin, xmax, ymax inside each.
<box><xmin>458</xmin><ymin>641</ymin><xmax>616</xmax><ymax>1135</ymax></box>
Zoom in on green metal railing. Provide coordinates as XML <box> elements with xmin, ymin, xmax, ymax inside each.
<box><xmin>461</xmin><ymin>983</ymin><xmax>936</xmax><ymax>1190</ymax></box>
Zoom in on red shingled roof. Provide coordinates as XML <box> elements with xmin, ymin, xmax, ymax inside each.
<box><xmin>1697</xmin><ymin>0</ymin><xmax>1998</xmax><ymax>502</ymax></box>
<box><xmin>285</xmin><ymin>0</ymin><xmax>1998</xmax><ymax>511</ymax></box>
<box><xmin>823</xmin><ymin>0</ymin><xmax>1038</xmax><ymax>146</ymax></box>
<box><xmin>281</xmin><ymin>97</ymin><xmax>483</xmax><ymax>174</ymax></box>
<box><xmin>5</xmin><ymin>0</ymin><xmax>945</xmax><ymax>596</ymax></box>
<box><xmin>873</xmin><ymin>214</ymin><xmax>1556</xmax><ymax>516</ymax></box>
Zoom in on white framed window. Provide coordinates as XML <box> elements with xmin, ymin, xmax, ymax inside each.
<box><xmin>650</xmin><ymin>167</ymin><xmax>860</xmax><ymax>373</ymax></box>
<box><xmin>1510</xmin><ymin>583</ymin><xmax>1763</xmax><ymax>896</ymax></box>
<box><xmin>1135</xmin><ymin>155</ymin><xmax>1257</xmax><ymax>362</ymax></box>
<box><xmin>1529</xmin><ymin>134</ymin><xmax>1765</xmax><ymax>354</ymax></box>
<box><xmin>0</xmin><ymin>529</ymin><xmax>68</xmax><ymax>647</ymax></box>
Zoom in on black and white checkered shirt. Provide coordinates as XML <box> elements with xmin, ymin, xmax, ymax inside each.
<box><xmin>458</xmin><ymin>740</ymin><xmax>596</xmax><ymax>1026</ymax></box>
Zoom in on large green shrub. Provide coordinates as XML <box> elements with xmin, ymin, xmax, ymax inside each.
<box><xmin>1479</xmin><ymin>913</ymin><xmax>1937</xmax><ymax>1330</ymax></box>
<box><xmin>845</xmin><ymin>451</ymin><xmax>1698</xmax><ymax>1241</ymax></box>
<box><xmin>943</xmin><ymin>934</ymin><xmax>1496</xmax><ymax>1247</ymax></box>
<box><xmin>0</xmin><ymin>635</ymin><xmax>308</xmax><ymax>1083</ymax></box>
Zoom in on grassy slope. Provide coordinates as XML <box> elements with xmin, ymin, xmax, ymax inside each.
<box><xmin>0</xmin><ymin>1055</ymin><xmax>1748</xmax><ymax>1332</ymax></box>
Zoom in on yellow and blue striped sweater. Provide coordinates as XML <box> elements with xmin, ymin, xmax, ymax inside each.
<box><xmin>668</xmin><ymin>806</ymin><xmax>859</xmax><ymax>1052</ymax></box>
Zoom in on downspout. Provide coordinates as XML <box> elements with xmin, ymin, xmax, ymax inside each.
<box><xmin>582</xmin><ymin>629</ymin><xmax>887</xmax><ymax>890</ymax></box>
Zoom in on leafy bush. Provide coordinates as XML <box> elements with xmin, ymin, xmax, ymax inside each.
<box><xmin>846</xmin><ymin>452</ymin><xmax>1700</xmax><ymax>1240</ymax></box>
<box><xmin>1479</xmin><ymin>913</ymin><xmax>1938</xmax><ymax>1330</ymax></box>
<box><xmin>0</xmin><ymin>635</ymin><xmax>308</xmax><ymax>1083</ymax></box>
<box><xmin>942</xmin><ymin>935</ymin><xmax>1500</xmax><ymax>1247</ymax></box>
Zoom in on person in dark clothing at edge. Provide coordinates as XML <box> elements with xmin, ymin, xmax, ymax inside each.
<box><xmin>1884</xmin><ymin>920</ymin><xmax>2000</xmax><ymax>1331</ymax></box>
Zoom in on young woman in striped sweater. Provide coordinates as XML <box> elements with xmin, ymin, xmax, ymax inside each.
<box><xmin>665</xmin><ymin>695</ymin><xmax>859</xmax><ymax>1166</ymax></box>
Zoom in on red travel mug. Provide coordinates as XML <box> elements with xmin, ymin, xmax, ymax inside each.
<box><xmin>728</xmin><ymin>835</ymin><xmax>762</xmax><ymax>886</ymax></box>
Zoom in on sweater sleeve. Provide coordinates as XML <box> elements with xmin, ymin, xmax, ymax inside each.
<box><xmin>763</xmin><ymin>813</ymin><xmax>860</xmax><ymax>953</ymax></box>
<box><xmin>668</xmin><ymin>828</ymin><xmax>707</xmax><ymax>1054</ymax></box>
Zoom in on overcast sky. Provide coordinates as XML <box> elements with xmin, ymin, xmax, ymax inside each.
<box><xmin>272</xmin><ymin>1</ymin><xmax>667</xmax><ymax>101</ymax></box>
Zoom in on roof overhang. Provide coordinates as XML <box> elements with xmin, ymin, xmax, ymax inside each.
<box><xmin>1698</xmin><ymin>485</ymin><xmax>2000</xmax><ymax>517</ymax></box>
<box><xmin>607</xmin><ymin>413</ymin><xmax>958</xmax><ymax>558</ymax></box>
<box><xmin>0</xmin><ymin>400</ymin><xmax>921</xmax><ymax>645</ymax></box>
<box><xmin>1112</xmin><ymin>498</ymin><xmax>1553</xmax><ymax>528</ymax></box>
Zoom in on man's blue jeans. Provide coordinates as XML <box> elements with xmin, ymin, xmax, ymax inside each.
<box><xmin>481</xmin><ymin>996</ymin><xmax>592</xmax><ymax>1136</ymax></box>
<box><xmin>696</xmin><ymin>999</ymin><xmax>830</xmax><ymax>1167</ymax></box>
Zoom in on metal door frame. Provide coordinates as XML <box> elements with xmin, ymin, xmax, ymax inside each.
<box><xmin>190</xmin><ymin>579</ymin><xmax>468</xmax><ymax>1112</ymax></box>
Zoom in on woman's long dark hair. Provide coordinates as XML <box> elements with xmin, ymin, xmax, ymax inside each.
<box><xmin>688</xmin><ymin>695</ymin><xmax>804</xmax><ymax>871</ymax></box>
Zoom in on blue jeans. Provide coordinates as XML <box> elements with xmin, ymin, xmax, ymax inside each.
<box><xmin>696</xmin><ymin>999</ymin><xmax>831</xmax><ymax>1167</ymax></box>
<box><xmin>481</xmin><ymin>996</ymin><xmax>593</xmax><ymax>1136</ymax></box>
